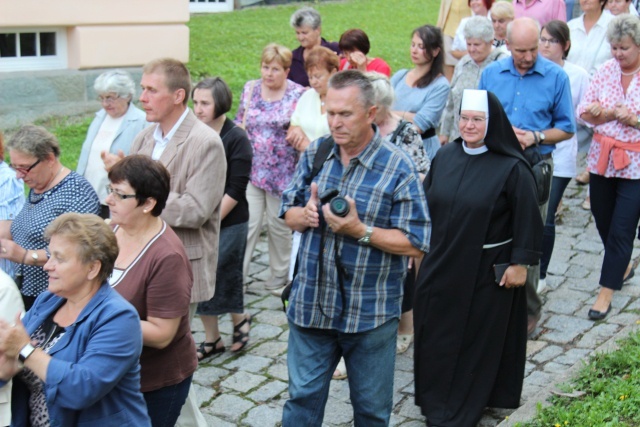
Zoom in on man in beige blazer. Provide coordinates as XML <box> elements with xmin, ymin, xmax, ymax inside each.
<box><xmin>105</xmin><ymin>58</ymin><xmax>226</xmax><ymax>427</ymax></box>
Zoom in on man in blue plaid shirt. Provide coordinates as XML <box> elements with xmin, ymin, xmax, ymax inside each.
<box><xmin>280</xmin><ymin>70</ymin><xmax>430</xmax><ymax>427</ymax></box>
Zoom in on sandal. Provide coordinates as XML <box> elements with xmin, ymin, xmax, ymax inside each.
<box><xmin>231</xmin><ymin>314</ymin><xmax>252</xmax><ymax>352</ymax></box>
<box><xmin>197</xmin><ymin>337</ymin><xmax>225</xmax><ymax>362</ymax></box>
<box><xmin>397</xmin><ymin>334</ymin><xmax>414</xmax><ymax>354</ymax></box>
<box><xmin>332</xmin><ymin>358</ymin><xmax>347</xmax><ymax>380</ymax></box>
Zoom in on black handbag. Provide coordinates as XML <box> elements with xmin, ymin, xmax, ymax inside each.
<box><xmin>523</xmin><ymin>147</ymin><xmax>552</xmax><ymax>206</ymax></box>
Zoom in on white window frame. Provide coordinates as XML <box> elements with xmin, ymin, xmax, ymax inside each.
<box><xmin>189</xmin><ymin>0</ymin><xmax>233</xmax><ymax>13</ymax></box>
<box><xmin>0</xmin><ymin>28</ymin><xmax>67</xmax><ymax>72</ymax></box>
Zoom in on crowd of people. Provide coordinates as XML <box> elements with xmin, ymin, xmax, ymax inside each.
<box><xmin>0</xmin><ymin>2</ymin><xmax>639</xmax><ymax>426</ymax></box>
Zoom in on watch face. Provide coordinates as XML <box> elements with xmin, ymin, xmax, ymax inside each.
<box><xmin>31</xmin><ymin>252</ymin><xmax>38</xmax><ymax>260</ymax></box>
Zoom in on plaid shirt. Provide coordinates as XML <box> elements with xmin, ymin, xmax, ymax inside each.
<box><xmin>280</xmin><ymin>129</ymin><xmax>431</xmax><ymax>333</ymax></box>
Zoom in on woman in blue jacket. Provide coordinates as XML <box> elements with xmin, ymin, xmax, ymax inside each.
<box><xmin>0</xmin><ymin>213</ymin><xmax>150</xmax><ymax>427</ymax></box>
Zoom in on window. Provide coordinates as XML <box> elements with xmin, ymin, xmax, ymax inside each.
<box><xmin>189</xmin><ymin>0</ymin><xmax>233</xmax><ymax>13</ymax></box>
<box><xmin>0</xmin><ymin>29</ymin><xmax>67</xmax><ymax>72</ymax></box>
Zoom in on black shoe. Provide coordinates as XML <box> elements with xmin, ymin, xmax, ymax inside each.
<box><xmin>623</xmin><ymin>268</ymin><xmax>635</xmax><ymax>282</ymax></box>
<box><xmin>588</xmin><ymin>304</ymin><xmax>611</xmax><ymax>321</ymax></box>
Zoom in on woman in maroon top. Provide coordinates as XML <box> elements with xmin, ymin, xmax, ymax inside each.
<box><xmin>106</xmin><ymin>155</ymin><xmax>196</xmax><ymax>427</ymax></box>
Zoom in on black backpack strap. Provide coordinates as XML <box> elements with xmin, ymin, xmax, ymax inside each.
<box><xmin>309</xmin><ymin>135</ymin><xmax>335</xmax><ymax>182</ymax></box>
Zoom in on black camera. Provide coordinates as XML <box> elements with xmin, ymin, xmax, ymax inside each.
<box><xmin>319</xmin><ymin>188</ymin><xmax>350</xmax><ymax>217</ymax></box>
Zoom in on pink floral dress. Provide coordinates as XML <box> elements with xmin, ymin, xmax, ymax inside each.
<box><xmin>235</xmin><ymin>79</ymin><xmax>306</xmax><ymax>197</ymax></box>
<box><xmin>577</xmin><ymin>58</ymin><xmax>640</xmax><ymax>179</ymax></box>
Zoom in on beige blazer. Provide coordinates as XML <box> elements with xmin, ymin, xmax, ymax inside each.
<box><xmin>130</xmin><ymin>110</ymin><xmax>227</xmax><ymax>303</ymax></box>
<box><xmin>0</xmin><ymin>270</ymin><xmax>24</xmax><ymax>426</ymax></box>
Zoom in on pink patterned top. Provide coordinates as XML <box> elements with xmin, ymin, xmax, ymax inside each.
<box><xmin>235</xmin><ymin>79</ymin><xmax>306</xmax><ymax>197</ymax></box>
<box><xmin>577</xmin><ymin>58</ymin><xmax>640</xmax><ymax>179</ymax></box>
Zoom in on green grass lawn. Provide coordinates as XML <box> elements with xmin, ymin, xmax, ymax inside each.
<box><xmin>519</xmin><ymin>329</ymin><xmax>640</xmax><ymax>427</ymax></box>
<box><xmin>43</xmin><ymin>0</ymin><xmax>438</xmax><ymax>169</ymax></box>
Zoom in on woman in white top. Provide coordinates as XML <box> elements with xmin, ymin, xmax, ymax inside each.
<box><xmin>538</xmin><ymin>20</ymin><xmax>590</xmax><ymax>290</ymax></box>
<box><xmin>76</xmin><ymin>70</ymin><xmax>148</xmax><ymax>219</ymax></box>
<box><xmin>0</xmin><ymin>269</ymin><xmax>23</xmax><ymax>426</ymax></box>
<box><xmin>285</xmin><ymin>46</ymin><xmax>338</xmax><ymax>152</ymax></box>
<box><xmin>568</xmin><ymin>0</ymin><xmax>614</xmax><ymax>78</ymax></box>
<box><xmin>450</xmin><ymin>0</ymin><xmax>494</xmax><ymax>59</ymax></box>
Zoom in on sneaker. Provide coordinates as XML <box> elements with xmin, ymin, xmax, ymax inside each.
<box><xmin>537</xmin><ymin>278</ymin><xmax>547</xmax><ymax>293</ymax></box>
<box><xmin>265</xmin><ymin>277</ymin><xmax>287</xmax><ymax>290</ymax></box>
<box><xmin>270</xmin><ymin>286</ymin><xmax>286</xmax><ymax>297</ymax></box>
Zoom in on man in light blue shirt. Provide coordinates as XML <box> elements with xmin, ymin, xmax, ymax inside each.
<box><xmin>0</xmin><ymin>135</ymin><xmax>25</xmax><ymax>279</ymax></box>
<box><xmin>479</xmin><ymin>17</ymin><xmax>575</xmax><ymax>334</ymax></box>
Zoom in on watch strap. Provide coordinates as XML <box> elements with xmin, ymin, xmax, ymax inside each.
<box><xmin>18</xmin><ymin>343</ymin><xmax>36</xmax><ymax>363</ymax></box>
<box><xmin>358</xmin><ymin>225</ymin><xmax>373</xmax><ymax>246</ymax></box>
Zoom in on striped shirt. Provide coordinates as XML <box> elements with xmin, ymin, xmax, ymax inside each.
<box><xmin>280</xmin><ymin>129</ymin><xmax>430</xmax><ymax>333</ymax></box>
<box><xmin>0</xmin><ymin>162</ymin><xmax>25</xmax><ymax>279</ymax></box>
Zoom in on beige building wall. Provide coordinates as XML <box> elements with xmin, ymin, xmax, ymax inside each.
<box><xmin>0</xmin><ymin>0</ymin><xmax>189</xmax><ymax>70</ymax></box>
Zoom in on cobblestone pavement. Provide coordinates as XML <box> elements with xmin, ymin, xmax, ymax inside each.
<box><xmin>189</xmin><ymin>179</ymin><xmax>640</xmax><ymax>426</ymax></box>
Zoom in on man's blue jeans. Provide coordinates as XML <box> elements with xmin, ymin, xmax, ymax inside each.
<box><xmin>282</xmin><ymin>318</ymin><xmax>398</xmax><ymax>427</ymax></box>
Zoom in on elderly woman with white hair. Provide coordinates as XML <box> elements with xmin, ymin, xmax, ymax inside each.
<box><xmin>77</xmin><ymin>70</ymin><xmax>148</xmax><ymax>218</ymax></box>
<box><xmin>288</xmin><ymin>7</ymin><xmax>340</xmax><ymax>87</ymax></box>
<box><xmin>439</xmin><ymin>16</ymin><xmax>509</xmax><ymax>144</ymax></box>
<box><xmin>577</xmin><ymin>14</ymin><xmax>640</xmax><ymax>320</ymax></box>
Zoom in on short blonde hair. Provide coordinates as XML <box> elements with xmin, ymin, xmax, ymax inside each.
<box><xmin>261</xmin><ymin>44</ymin><xmax>293</xmax><ymax>69</ymax></box>
<box><xmin>304</xmin><ymin>46</ymin><xmax>339</xmax><ymax>73</ymax></box>
<box><xmin>143</xmin><ymin>58</ymin><xmax>191</xmax><ymax>106</ymax></box>
<box><xmin>491</xmin><ymin>1</ymin><xmax>515</xmax><ymax>19</ymax></box>
<box><xmin>45</xmin><ymin>213</ymin><xmax>119</xmax><ymax>284</ymax></box>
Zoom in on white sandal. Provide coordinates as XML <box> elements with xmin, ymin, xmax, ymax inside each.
<box><xmin>332</xmin><ymin>358</ymin><xmax>347</xmax><ymax>380</ymax></box>
<box><xmin>397</xmin><ymin>334</ymin><xmax>414</xmax><ymax>354</ymax></box>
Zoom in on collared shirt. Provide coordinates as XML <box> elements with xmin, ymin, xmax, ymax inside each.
<box><xmin>479</xmin><ymin>55</ymin><xmax>576</xmax><ymax>155</ymax></box>
<box><xmin>514</xmin><ymin>0</ymin><xmax>567</xmax><ymax>27</ymax></box>
<box><xmin>0</xmin><ymin>162</ymin><xmax>24</xmax><ymax>278</ymax></box>
<box><xmin>280</xmin><ymin>128</ymin><xmax>431</xmax><ymax>333</ymax></box>
<box><xmin>567</xmin><ymin>12</ymin><xmax>613</xmax><ymax>78</ymax></box>
<box><xmin>151</xmin><ymin>107</ymin><xmax>190</xmax><ymax>160</ymax></box>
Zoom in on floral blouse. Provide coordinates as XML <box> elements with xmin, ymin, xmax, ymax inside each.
<box><xmin>577</xmin><ymin>58</ymin><xmax>640</xmax><ymax>179</ymax></box>
<box><xmin>440</xmin><ymin>49</ymin><xmax>508</xmax><ymax>142</ymax></box>
<box><xmin>384</xmin><ymin>120</ymin><xmax>430</xmax><ymax>174</ymax></box>
<box><xmin>235</xmin><ymin>79</ymin><xmax>306</xmax><ymax>197</ymax></box>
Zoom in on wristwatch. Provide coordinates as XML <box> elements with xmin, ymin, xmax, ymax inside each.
<box><xmin>18</xmin><ymin>343</ymin><xmax>36</xmax><ymax>363</ymax></box>
<box><xmin>31</xmin><ymin>251</ymin><xmax>39</xmax><ymax>264</ymax></box>
<box><xmin>358</xmin><ymin>225</ymin><xmax>373</xmax><ymax>246</ymax></box>
<box><xmin>538</xmin><ymin>131</ymin><xmax>546</xmax><ymax>143</ymax></box>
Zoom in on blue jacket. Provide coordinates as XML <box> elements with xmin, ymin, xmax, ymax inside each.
<box><xmin>76</xmin><ymin>103</ymin><xmax>148</xmax><ymax>175</ymax></box>
<box><xmin>4</xmin><ymin>283</ymin><xmax>151</xmax><ymax>427</ymax></box>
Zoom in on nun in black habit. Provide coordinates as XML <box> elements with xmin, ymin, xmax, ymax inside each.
<box><xmin>413</xmin><ymin>89</ymin><xmax>543</xmax><ymax>426</ymax></box>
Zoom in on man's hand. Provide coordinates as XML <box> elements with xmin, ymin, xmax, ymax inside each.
<box><xmin>304</xmin><ymin>183</ymin><xmax>321</xmax><ymax>229</ymax></box>
<box><xmin>101</xmin><ymin>150</ymin><xmax>125</xmax><ymax>172</ymax></box>
<box><xmin>513</xmin><ymin>126</ymin><xmax>535</xmax><ymax>150</ymax></box>
<box><xmin>286</xmin><ymin>126</ymin><xmax>311</xmax><ymax>152</ymax></box>
<box><xmin>499</xmin><ymin>265</ymin><xmax>527</xmax><ymax>288</ymax></box>
<box><xmin>322</xmin><ymin>196</ymin><xmax>365</xmax><ymax>239</ymax></box>
<box><xmin>586</xmin><ymin>101</ymin><xmax>603</xmax><ymax>117</ymax></box>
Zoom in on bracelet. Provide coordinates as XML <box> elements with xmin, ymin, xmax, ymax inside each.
<box><xmin>21</xmin><ymin>249</ymin><xmax>28</xmax><ymax>265</ymax></box>
<box><xmin>604</xmin><ymin>109</ymin><xmax>609</xmax><ymax>122</ymax></box>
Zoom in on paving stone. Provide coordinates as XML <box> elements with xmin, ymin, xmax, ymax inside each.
<box><xmin>225</xmin><ymin>354</ymin><xmax>272</xmax><ymax>373</ymax></box>
<box><xmin>394</xmin><ymin>370</ymin><xmax>415</xmax><ymax>394</ymax></box>
<box><xmin>397</xmin><ymin>396</ymin><xmax>425</xmax><ymax>419</ymax></box>
<box><xmin>553</xmin><ymin>348</ymin><xmax>591</xmax><ymax>366</ymax></box>
<box><xmin>220</xmin><ymin>371</ymin><xmax>267</xmax><ymax>393</ymax></box>
<box><xmin>609</xmin><ymin>312</ymin><xmax>640</xmax><ymax>325</ymax></box>
<box><xmin>573</xmin><ymin>239</ymin><xmax>605</xmax><ymax>254</ymax></box>
<box><xmin>328</xmin><ymin>377</ymin><xmax>351</xmax><ymax>402</ymax></box>
<box><xmin>563</xmin><ymin>264</ymin><xmax>591</xmax><ymax>279</ymax></box>
<box><xmin>193</xmin><ymin>383</ymin><xmax>216</xmax><ymax>407</ymax></box>
<box><xmin>251</xmin><ymin>341</ymin><xmax>289</xmax><ymax>358</ymax></box>
<box><xmin>544</xmin><ymin>297</ymin><xmax>583</xmax><ymax>315</ymax></box>
<box><xmin>565</xmin><ymin>277</ymin><xmax>600</xmax><ymax>293</ymax></box>
<box><xmin>248</xmin><ymin>323</ymin><xmax>285</xmax><ymax>341</ymax></box>
<box><xmin>544</xmin><ymin>361</ymin><xmax>570</xmax><ymax>374</ymax></box>
<box><xmin>242</xmin><ymin>404</ymin><xmax>283</xmax><ymax>427</ymax></box>
<box><xmin>576</xmin><ymin>323</ymin><xmax>620</xmax><ymax>348</ymax></box>
<box><xmin>267</xmin><ymin>362</ymin><xmax>289</xmax><ymax>382</ymax></box>
<box><xmin>395</xmin><ymin>421</ymin><xmax>426</xmax><ymax>427</ymax></box>
<box><xmin>202</xmin><ymin>412</ymin><xmax>236</xmax><ymax>427</ymax></box>
<box><xmin>247</xmin><ymin>380</ymin><xmax>288</xmax><ymax>402</ymax></box>
<box><xmin>549</xmin><ymin>248</ymin><xmax>573</xmax><ymax>263</ymax></box>
<box><xmin>531</xmin><ymin>345</ymin><xmax>563</xmax><ymax>364</ymax></box>
<box><xmin>395</xmin><ymin>352</ymin><xmax>414</xmax><ymax>372</ymax></box>
<box><xmin>193</xmin><ymin>366</ymin><xmax>230</xmax><ymax>386</ymax></box>
<box><xmin>526</xmin><ymin>340</ymin><xmax>547</xmax><ymax>357</ymax></box>
<box><xmin>569</xmin><ymin>252</ymin><xmax>603</xmax><ymax>268</ymax></box>
<box><xmin>543</xmin><ymin>314</ymin><xmax>593</xmax><ymax>343</ymax></box>
<box><xmin>322</xmin><ymin>397</ymin><xmax>354</xmax><ymax>425</ymax></box>
<box><xmin>255</xmin><ymin>309</ymin><xmax>289</xmax><ymax>326</ymax></box>
<box><xmin>205</xmin><ymin>394</ymin><xmax>254</xmax><ymax>421</ymax></box>
<box><xmin>524</xmin><ymin>361</ymin><xmax>536</xmax><ymax>376</ymax></box>
<box><xmin>547</xmin><ymin>260</ymin><xmax>570</xmax><ymax>276</ymax></box>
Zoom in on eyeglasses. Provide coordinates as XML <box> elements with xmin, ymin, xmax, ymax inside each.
<box><xmin>98</xmin><ymin>95</ymin><xmax>120</xmax><ymax>104</ymax></box>
<box><xmin>105</xmin><ymin>185</ymin><xmax>137</xmax><ymax>201</ymax></box>
<box><xmin>10</xmin><ymin>159</ymin><xmax>41</xmax><ymax>175</ymax></box>
<box><xmin>539</xmin><ymin>36</ymin><xmax>560</xmax><ymax>45</ymax></box>
<box><xmin>459</xmin><ymin>115</ymin><xmax>488</xmax><ymax>125</ymax></box>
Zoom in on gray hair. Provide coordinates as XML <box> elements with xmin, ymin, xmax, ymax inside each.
<box><xmin>328</xmin><ymin>70</ymin><xmax>375</xmax><ymax>109</ymax></box>
<box><xmin>365</xmin><ymin>72</ymin><xmax>394</xmax><ymax>111</ymax></box>
<box><xmin>93</xmin><ymin>69</ymin><xmax>136</xmax><ymax>100</ymax></box>
<box><xmin>290</xmin><ymin>7</ymin><xmax>322</xmax><ymax>30</ymax></box>
<box><xmin>506</xmin><ymin>17</ymin><xmax>540</xmax><ymax>43</ymax></box>
<box><xmin>490</xmin><ymin>1</ymin><xmax>514</xmax><ymax>20</ymax></box>
<box><xmin>607</xmin><ymin>14</ymin><xmax>640</xmax><ymax>45</ymax></box>
<box><xmin>464</xmin><ymin>16</ymin><xmax>495</xmax><ymax>43</ymax></box>
<box><xmin>7</xmin><ymin>125</ymin><xmax>60</xmax><ymax>160</ymax></box>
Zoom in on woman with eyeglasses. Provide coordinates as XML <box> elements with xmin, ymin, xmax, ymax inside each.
<box><xmin>0</xmin><ymin>125</ymin><xmax>100</xmax><ymax>310</ymax></box>
<box><xmin>106</xmin><ymin>155</ymin><xmax>197</xmax><ymax>426</ymax></box>
<box><xmin>77</xmin><ymin>70</ymin><xmax>149</xmax><ymax>219</ymax></box>
<box><xmin>537</xmin><ymin>21</ymin><xmax>590</xmax><ymax>293</ymax></box>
